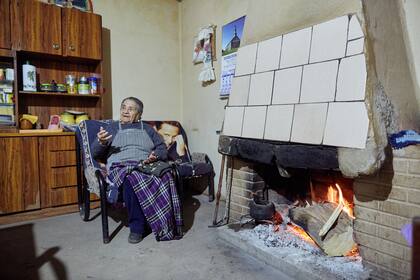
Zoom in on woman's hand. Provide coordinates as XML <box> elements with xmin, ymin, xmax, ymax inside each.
<box><xmin>143</xmin><ymin>151</ymin><xmax>158</xmax><ymax>164</ymax></box>
<box><xmin>97</xmin><ymin>126</ymin><xmax>112</xmax><ymax>145</ymax></box>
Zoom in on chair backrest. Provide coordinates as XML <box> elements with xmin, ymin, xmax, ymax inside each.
<box><xmin>144</xmin><ymin>120</ymin><xmax>191</xmax><ymax>163</ymax></box>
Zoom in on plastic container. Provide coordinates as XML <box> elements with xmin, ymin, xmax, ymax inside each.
<box><xmin>88</xmin><ymin>77</ymin><xmax>98</xmax><ymax>94</ymax></box>
<box><xmin>22</xmin><ymin>61</ymin><xmax>37</xmax><ymax>92</ymax></box>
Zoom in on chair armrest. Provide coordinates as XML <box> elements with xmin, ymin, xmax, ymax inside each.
<box><xmin>191</xmin><ymin>152</ymin><xmax>210</xmax><ymax>164</ymax></box>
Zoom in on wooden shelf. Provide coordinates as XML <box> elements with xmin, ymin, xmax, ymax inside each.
<box><xmin>19</xmin><ymin>91</ymin><xmax>101</xmax><ymax>98</ymax></box>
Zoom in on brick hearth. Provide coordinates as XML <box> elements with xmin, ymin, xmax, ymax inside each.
<box><xmin>226</xmin><ymin>145</ymin><xmax>420</xmax><ymax>280</ymax></box>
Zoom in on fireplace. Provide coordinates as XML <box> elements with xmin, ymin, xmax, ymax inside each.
<box><xmin>218</xmin><ymin>137</ymin><xmax>419</xmax><ymax>279</ymax></box>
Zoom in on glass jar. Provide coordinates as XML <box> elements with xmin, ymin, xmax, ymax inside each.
<box><xmin>78</xmin><ymin>76</ymin><xmax>89</xmax><ymax>95</ymax></box>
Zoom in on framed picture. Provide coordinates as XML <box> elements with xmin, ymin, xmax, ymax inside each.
<box><xmin>72</xmin><ymin>0</ymin><xmax>89</xmax><ymax>11</ymax></box>
<box><xmin>52</xmin><ymin>0</ymin><xmax>89</xmax><ymax>11</ymax></box>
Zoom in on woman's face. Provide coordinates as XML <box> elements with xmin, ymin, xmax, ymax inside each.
<box><xmin>120</xmin><ymin>99</ymin><xmax>140</xmax><ymax>124</ymax></box>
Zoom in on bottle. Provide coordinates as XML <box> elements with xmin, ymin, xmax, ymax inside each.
<box><xmin>78</xmin><ymin>76</ymin><xmax>89</xmax><ymax>94</ymax></box>
<box><xmin>22</xmin><ymin>61</ymin><xmax>37</xmax><ymax>92</ymax></box>
<box><xmin>88</xmin><ymin>76</ymin><xmax>98</xmax><ymax>94</ymax></box>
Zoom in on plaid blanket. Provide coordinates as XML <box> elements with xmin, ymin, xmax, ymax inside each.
<box><xmin>108</xmin><ymin>161</ymin><xmax>183</xmax><ymax>241</ymax></box>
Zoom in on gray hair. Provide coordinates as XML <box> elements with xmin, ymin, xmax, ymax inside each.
<box><xmin>121</xmin><ymin>97</ymin><xmax>143</xmax><ymax>114</ymax></box>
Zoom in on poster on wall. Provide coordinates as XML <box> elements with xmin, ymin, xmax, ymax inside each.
<box><xmin>220</xmin><ymin>16</ymin><xmax>246</xmax><ymax>97</ymax></box>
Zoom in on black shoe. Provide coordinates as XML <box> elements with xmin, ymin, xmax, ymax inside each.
<box><xmin>128</xmin><ymin>232</ymin><xmax>142</xmax><ymax>244</ymax></box>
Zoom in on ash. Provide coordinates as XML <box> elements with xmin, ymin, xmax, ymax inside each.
<box><xmin>239</xmin><ymin>224</ymin><xmax>369</xmax><ymax>280</ymax></box>
<box><xmin>253</xmin><ymin>224</ymin><xmax>321</xmax><ymax>255</ymax></box>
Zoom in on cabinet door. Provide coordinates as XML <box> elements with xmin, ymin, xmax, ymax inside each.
<box><xmin>0</xmin><ymin>137</ymin><xmax>40</xmax><ymax>214</ymax></box>
<box><xmin>63</xmin><ymin>8</ymin><xmax>102</xmax><ymax>60</ymax></box>
<box><xmin>0</xmin><ymin>0</ymin><xmax>11</xmax><ymax>49</ymax></box>
<box><xmin>39</xmin><ymin>136</ymin><xmax>78</xmax><ymax>207</ymax></box>
<box><xmin>12</xmin><ymin>0</ymin><xmax>62</xmax><ymax>55</ymax></box>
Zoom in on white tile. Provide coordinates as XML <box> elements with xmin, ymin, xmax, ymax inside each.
<box><xmin>346</xmin><ymin>38</ymin><xmax>364</xmax><ymax>56</ymax></box>
<box><xmin>255</xmin><ymin>35</ymin><xmax>283</xmax><ymax>73</ymax></box>
<box><xmin>264</xmin><ymin>105</ymin><xmax>294</xmax><ymax>141</ymax></box>
<box><xmin>348</xmin><ymin>15</ymin><xmax>364</xmax><ymax>40</ymax></box>
<box><xmin>336</xmin><ymin>54</ymin><xmax>367</xmax><ymax>101</ymax></box>
<box><xmin>248</xmin><ymin>71</ymin><xmax>274</xmax><ymax>105</ymax></box>
<box><xmin>323</xmin><ymin>102</ymin><xmax>369</xmax><ymax>148</ymax></box>
<box><xmin>300</xmin><ymin>60</ymin><xmax>338</xmax><ymax>103</ymax></box>
<box><xmin>242</xmin><ymin>106</ymin><xmax>267</xmax><ymax>139</ymax></box>
<box><xmin>280</xmin><ymin>27</ymin><xmax>312</xmax><ymax>68</ymax></box>
<box><xmin>223</xmin><ymin>106</ymin><xmax>244</xmax><ymax>137</ymax></box>
<box><xmin>291</xmin><ymin>103</ymin><xmax>328</xmax><ymax>145</ymax></box>
<box><xmin>235</xmin><ymin>43</ymin><xmax>258</xmax><ymax>76</ymax></box>
<box><xmin>309</xmin><ymin>16</ymin><xmax>348</xmax><ymax>63</ymax></box>
<box><xmin>229</xmin><ymin>76</ymin><xmax>250</xmax><ymax>106</ymax></box>
<box><xmin>272</xmin><ymin>66</ymin><xmax>302</xmax><ymax>104</ymax></box>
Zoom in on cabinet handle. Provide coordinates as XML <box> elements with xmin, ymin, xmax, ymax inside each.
<box><xmin>69</xmin><ymin>45</ymin><xmax>75</xmax><ymax>51</ymax></box>
<box><xmin>52</xmin><ymin>43</ymin><xmax>60</xmax><ymax>50</ymax></box>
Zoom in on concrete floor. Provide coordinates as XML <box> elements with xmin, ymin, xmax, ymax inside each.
<box><xmin>0</xmin><ymin>193</ymin><xmax>292</xmax><ymax>280</ymax></box>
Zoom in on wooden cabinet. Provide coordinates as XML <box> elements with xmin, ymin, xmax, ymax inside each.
<box><xmin>63</xmin><ymin>8</ymin><xmax>102</xmax><ymax>60</ymax></box>
<box><xmin>12</xmin><ymin>0</ymin><xmax>62</xmax><ymax>55</ymax></box>
<box><xmin>0</xmin><ymin>136</ymin><xmax>40</xmax><ymax>214</ymax></box>
<box><xmin>0</xmin><ymin>133</ymin><xmax>79</xmax><ymax>214</ymax></box>
<box><xmin>39</xmin><ymin>135</ymin><xmax>78</xmax><ymax>207</ymax></box>
<box><xmin>11</xmin><ymin>0</ymin><xmax>102</xmax><ymax>60</ymax></box>
<box><xmin>0</xmin><ymin>0</ymin><xmax>11</xmax><ymax>49</ymax></box>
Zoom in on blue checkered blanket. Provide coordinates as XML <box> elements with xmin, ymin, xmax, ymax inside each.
<box><xmin>107</xmin><ymin>161</ymin><xmax>183</xmax><ymax>241</ymax></box>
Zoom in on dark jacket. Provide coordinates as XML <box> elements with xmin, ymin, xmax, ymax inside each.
<box><xmin>91</xmin><ymin>120</ymin><xmax>168</xmax><ymax>163</ymax></box>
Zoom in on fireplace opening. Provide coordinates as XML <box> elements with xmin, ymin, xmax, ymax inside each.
<box><xmin>243</xmin><ymin>163</ymin><xmax>358</xmax><ymax>257</ymax></box>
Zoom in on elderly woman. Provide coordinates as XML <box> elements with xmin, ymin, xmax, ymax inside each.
<box><xmin>91</xmin><ymin>97</ymin><xmax>182</xmax><ymax>243</ymax></box>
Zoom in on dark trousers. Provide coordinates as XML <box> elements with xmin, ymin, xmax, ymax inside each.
<box><xmin>122</xmin><ymin>179</ymin><xmax>147</xmax><ymax>234</ymax></box>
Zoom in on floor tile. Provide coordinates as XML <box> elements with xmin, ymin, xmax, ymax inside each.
<box><xmin>242</xmin><ymin>106</ymin><xmax>267</xmax><ymax>139</ymax></box>
<box><xmin>223</xmin><ymin>106</ymin><xmax>244</xmax><ymax>137</ymax></box>
<box><xmin>229</xmin><ymin>76</ymin><xmax>251</xmax><ymax>106</ymax></box>
<box><xmin>272</xmin><ymin>66</ymin><xmax>302</xmax><ymax>104</ymax></box>
<box><xmin>291</xmin><ymin>103</ymin><xmax>328</xmax><ymax>145</ymax></box>
<box><xmin>264</xmin><ymin>105</ymin><xmax>294</xmax><ymax>141</ymax></box>
<box><xmin>336</xmin><ymin>54</ymin><xmax>367</xmax><ymax>101</ymax></box>
<box><xmin>323</xmin><ymin>102</ymin><xmax>369</xmax><ymax>148</ymax></box>
<box><xmin>300</xmin><ymin>60</ymin><xmax>338</xmax><ymax>103</ymax></box>
<box><xmin>248</xmin><ymin>71</ymin><xmax>274</xmax><ymax>105</ymax></box>
<box><xmin>235</xmin><ymin>43</ymin><xmax>258</xmax><ymax>76</ymax></box>
<box><xmin>280</xmin><ymin>27</ymin><xmax>312</xmax><ymax>69</ymax></box>
<box><xmin>309</xmin><ymin>16</ymin><xmax>348</xmax><ymax>63</ymax></box>
<box><xmin>255</xmin><ymin>35</ymin><xmax>283</xmax><ymax>73</ymax></box>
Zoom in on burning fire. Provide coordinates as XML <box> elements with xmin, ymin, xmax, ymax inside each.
<box><xmin>288</xmin><ymin>224</ymin><xmax>317</xmax><ymax>246</ymax></box>
<box><xmin>327</xmin><ymin>183</ymin><xmax>355</xmax><ymax>219</ymax></box>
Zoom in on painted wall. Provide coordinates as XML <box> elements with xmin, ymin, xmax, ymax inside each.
<box><xmin>92</xmin><ymin>0</ymin><xmax>181</xmax><ymax>121</ymax></box>
<box><xmin>179</xmin><ymin>0</ymin><xmax>249</xmax><ymax>197</ymax></box>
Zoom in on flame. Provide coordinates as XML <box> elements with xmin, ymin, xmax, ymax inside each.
<box><xmin>288</xmin><ymin>224</ymin><xmax>317</xmax><ymax>246</ymax></box>
<box><xmin>326</xmin><ymin>183</ymin><xmax>355</xmax><ymax>219</ymax></box>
